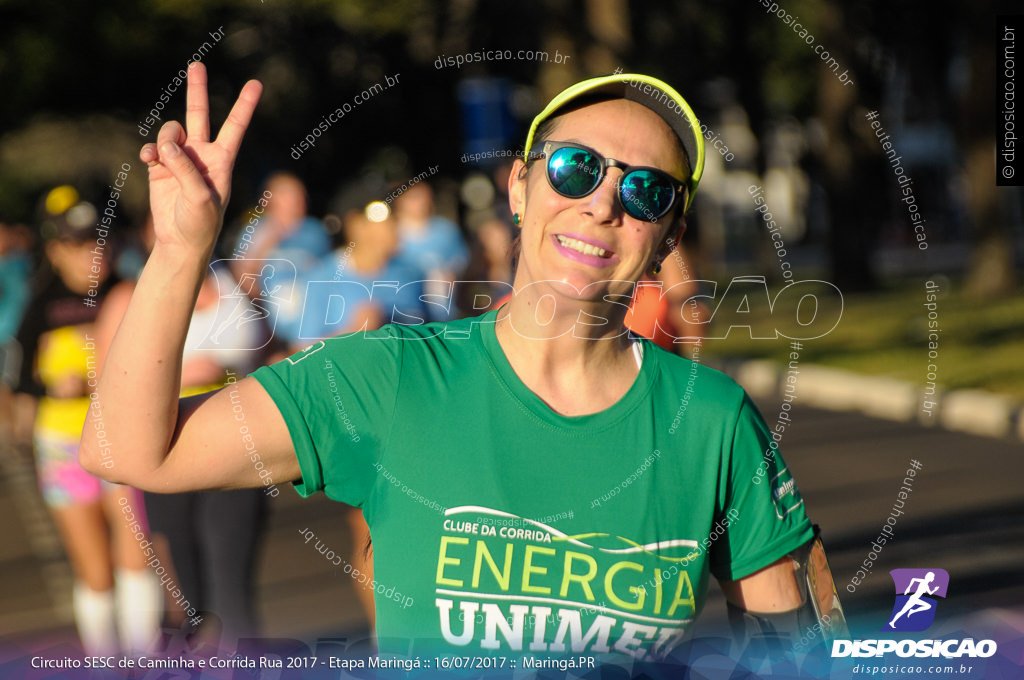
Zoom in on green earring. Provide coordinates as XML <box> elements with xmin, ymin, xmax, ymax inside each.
<box><xmin>512</xmin><ymin>213</ymin><xmax>521</xmax><ymax>226</ymax></box>
<box><xmin>652</xmin><ymin>262</ymin><xmax>662</xmax><ymax>274</ymax></box>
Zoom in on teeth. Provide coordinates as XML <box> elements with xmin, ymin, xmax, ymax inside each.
<box><xmin>557</xmin><ymin>235</ymin><xmax>608</xmax><ymax>258</ymax></box>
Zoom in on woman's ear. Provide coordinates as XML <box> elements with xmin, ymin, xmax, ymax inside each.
<box><xmin>656</xmin><ymin>219</ymin><xmax>687</xmax><ymax>261</ymax></box>
<box><xmin>508</xmin><ymin>159</ymin><xmax>528</xmax><ymax>229</ymax></box>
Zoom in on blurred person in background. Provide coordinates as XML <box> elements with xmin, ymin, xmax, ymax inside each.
<box><xmin>13</xmin><ymin>186</ymin><xmax>161</xmax><ymax>656</ymax></box>
<box><xmin>458</xmin><ymin>216</ymin><xmax>515</xmax><ymax>312</ymax></box>
<box><xmin>391</xmin><ymin>182</ymin><xmax>468</xmax><ymax>320</ymax></box>
<box><xmin>112</xmin><ymin>211</ymin><xmax>156</xmax><ymax>281</ymax></box>
<box><xmin>0</xmin><ymin>220</ymin><xmax>35</xmax><ymax>438</ymax></box>
<box><xmin>292</xmin><ymin>204</ymin><xmax>426</xmax><ymax>347</ymax></box>
<box><xmin>97</xmin><ymin>217</ymin><xmax>268</xmax><ymax>646</ymax></box>
<box><xmin>231</xmin><ymin>172</ymin><xmax>331</xmax><ymax>276</ymax></box>
<box><xmin>625</xmin><ymin>239</ymin><xmax>708</xmax><ymax>353</ymax></box>
<box><xmin>231</xmin><ymin>172</ymin><xmax>331</xmax><ymax>350</ymax></box>
<box><xmin>0</xmin><ymin>220</ymin><xmax>34</xmax><ymax>343</ymax></box>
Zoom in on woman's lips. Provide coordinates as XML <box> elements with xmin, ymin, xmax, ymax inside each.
<box><xmin>552</xmin><ymin>233</ymin><xmax>619</xmax><ymax>267</ymax></box>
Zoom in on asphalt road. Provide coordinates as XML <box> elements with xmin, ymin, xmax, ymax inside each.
<box><xmin>2</xmin><ymin>401</ymin><xmax>1022</xmax><ymax>653</ymax></box>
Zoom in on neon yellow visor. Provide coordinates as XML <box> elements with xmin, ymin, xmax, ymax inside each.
<box><xmin>523</xmin><ymin>73</ymin><xmax>705</xmax><ymax>212</ymax></box>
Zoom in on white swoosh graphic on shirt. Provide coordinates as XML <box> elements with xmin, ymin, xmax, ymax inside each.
<box><xmin>445</xmin><ymin>505</ymin><xmax>698</xmax><ymax>559</ymax></box>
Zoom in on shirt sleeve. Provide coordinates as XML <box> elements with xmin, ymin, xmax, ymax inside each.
<box><xmin>709</xmin><ymin>392</ymin><xmax>815</xmax><ymax>581</ymax></box>
<box><xmin>251</xmin><ymin>327</ymin><xmax>404</xmax><ymax>505</ymax></box>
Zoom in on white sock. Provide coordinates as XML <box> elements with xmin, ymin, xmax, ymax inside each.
<box><xmin>116</xmin><ymin>568</ymin><xmax>163</xmax><ymax>654</ymax></box>
<box><xmin>73</xmin><ymin>582</ymin><xmax>118</xmax><ymax>657</ymax></box>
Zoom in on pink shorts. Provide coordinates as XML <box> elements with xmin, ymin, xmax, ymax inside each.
<box><xmin>34</xmin><ymin>430</ymin><xmax>115</xmax><ymax>507</ymax></box>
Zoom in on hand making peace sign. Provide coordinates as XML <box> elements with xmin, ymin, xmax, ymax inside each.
<box><xmin>139</xmin><ymin>63</ymin><xmax>262</xmax><ymax>256</ymax></box>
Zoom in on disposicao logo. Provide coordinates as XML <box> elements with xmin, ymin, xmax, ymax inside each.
<box><xmin>831</xmin><ymin>569</ymin><xmax>997</xmax><ymax>659</ymax></box>
<box><xmin>883</xmin><ymin>568</ymin><xmax>948</xmax><ymax>632</ymax></box>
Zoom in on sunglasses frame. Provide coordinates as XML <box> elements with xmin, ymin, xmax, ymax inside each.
<box><xmin>528</xmin><ymin>140</ymin><xmax>687</xmax><ymax>222</ymax></box>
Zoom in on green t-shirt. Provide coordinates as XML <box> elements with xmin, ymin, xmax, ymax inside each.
<box><xmin>253</xmin><ymin>310</ymin><xmax>813</xmax><ymax>661</ymax></box>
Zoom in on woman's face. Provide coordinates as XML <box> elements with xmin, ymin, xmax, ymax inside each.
<box><xmin>348</xmin><ymin>212</ymin><xmax>399</xmax><ymax>258</ymax></box>
<box><xmin>47</xmin><ymin>238</ymin><xmax>107</xmax><ymax>293</ymax></box>
<box><xmin>266</xmin><ymin>177</ymin><xmax>307</xmax><ymax>227</ymax></box>
<box><xmin>509</xmin><ymin>98</ymin><xmax>687</xmax><ymax>306</ymax></box>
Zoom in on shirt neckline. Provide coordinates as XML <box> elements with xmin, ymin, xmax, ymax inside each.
<box><xmin>475</xmin><ymin>309</ymin><xmax>657</xmax><ymax>430</ymax></box>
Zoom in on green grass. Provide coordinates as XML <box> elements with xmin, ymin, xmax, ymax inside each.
<box><xmin>698</xmin><ymin>278</ymin><xmax>1024</xmax><ymax>400</ymax></box>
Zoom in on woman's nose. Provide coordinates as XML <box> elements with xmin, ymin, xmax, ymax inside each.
<box><xmin>580</xmin><ymin>170</ymin><xmax>623</xmax><ymax>223</ymax></box>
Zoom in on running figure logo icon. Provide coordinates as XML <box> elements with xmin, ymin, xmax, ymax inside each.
<box><xmin>200</xmin><ymin>259</ymin><xmax>296</xmax><ymax>350</ymax></box>
<box><xmin>883</xmin><ymin>568</ymin><xmax>949</xmax><ymax>632</ymax></box>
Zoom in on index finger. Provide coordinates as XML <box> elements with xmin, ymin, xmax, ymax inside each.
<box><xmin>214</xmin><ymin>79</ymin><xmax>264</xmax><ymax>158</ymax></box>
<box><xmin>185</xmin><ymin>62</ymin><xmax>210</xmax><ymax>142</ymax></box>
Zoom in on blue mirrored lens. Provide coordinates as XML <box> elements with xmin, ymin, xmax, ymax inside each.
<box><xmin>620</xmin><ymin>170</ymin><xmax>675</xmax><ymax>221</ymax></box>
<box><xmin>548</xmin><ymin>147</ymin><xmax>601</xmax><ymax>197</ymax></box>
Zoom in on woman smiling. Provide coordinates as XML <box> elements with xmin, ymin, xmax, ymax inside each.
<box><xmin>81</xmin><ymin>64</ymin><xmax>844</xmax><ymax>663</ymax></box>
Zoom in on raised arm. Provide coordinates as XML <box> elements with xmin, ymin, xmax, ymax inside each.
<box><xmin>80</xmin><ymin>63</ymin><xmax>299</xmax><ymax>492</ymax></box>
